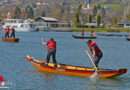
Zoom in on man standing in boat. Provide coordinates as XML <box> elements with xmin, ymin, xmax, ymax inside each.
<box><xmin>42</xmin><ymin>37</ymin><xmax>57</xmax><ymax>67</ymax></box>
<box><xmin>4</xmin><ymin>27</ymin><xmax>10</xmax><ymax>38</ymax></box>
<box><xmin>86</xmin><ymin>40</ymin><xmax>103</xmax><ymax>69</ymax></box>
<box><xmin>81</xmin><ymin>28</ymin><xmax>84</xmax><ymax>36</ymax></box>
<box><xmin>90</xmin><ymin>29</ymin><xmax>96</xmax><ymax>37</ymax></box>
<box><xmin>10</xmin><ymin>27</ymin><xmax>15</xmax><ymax>39</ymax></box>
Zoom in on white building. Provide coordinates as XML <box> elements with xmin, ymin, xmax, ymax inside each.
<box><xmin>124</xmin><ymin>21</ymin><xmax>130</xmax><ymax>28</ymax></box>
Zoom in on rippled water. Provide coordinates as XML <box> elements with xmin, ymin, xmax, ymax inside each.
<box><xmin>0</xmin><ymin>31</ymin><xmax>130</xmax><ymax>90</ymax></box>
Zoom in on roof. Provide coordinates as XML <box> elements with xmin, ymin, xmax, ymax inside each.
<box><xmin>41</xmin><ymin>17</ymin><xmax>58</xmax><ymax>22</ymax></box>
<box><xmin>88</xmin><ymin>6</ymin><xmax>94</xmax><ymax>10</ymax></box>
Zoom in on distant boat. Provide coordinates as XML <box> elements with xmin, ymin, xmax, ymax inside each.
<box><xmin>3</xmin><ymin>19</ymin><xmax>37</xmax><ymax>32</ymax></box>
<box><xmin>72</xmin><ymin>35</ymin><xmax>97</xmax><ymax>39</ymax></box>
<box><xmin>126</xmin><ymin>37</ymin><xmax>130</xmax><ymax>41</ymax></box>
<box><xmin>2</xmin><ymin>37</ymin><xmax>19</xmax><ymax>42</ymax></box>
<box><xmin>97</xmin><ymin>33</ymin><xmax>128</xmax><ymax>37</ymax></box>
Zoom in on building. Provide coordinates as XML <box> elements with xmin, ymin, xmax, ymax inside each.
<box><xmin>34</xmin><ymin>17</ymin><xmax>58</xmax><ymax>30</ymax></box>
<box><xmin>34</xmin><ymin>17</ymin><xmax>71</xmax><ymax>31</ymax></box>
<box><xmin>124</xmin><ymin>21</ymin><xmax>130</xmax><ymax>28</ymax></box>
<box><xmin>118</xmin><ymin>21</ymin><xmax>130</xmax><ymax>28</ymax></box>
<box><xmin>82</xmin><ymin>0</ymin><xmax>94</xmax><ymax>13</ymax></box>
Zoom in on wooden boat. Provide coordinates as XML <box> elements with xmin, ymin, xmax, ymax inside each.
<box><xmin>126</xmin><ymin>38</ymin><xmax>130</xmax><ymax>41</ymax></box>
<box><xmin>26</xmin><ymin>55</ymin><xmax>127</xmax><ymax>78</ymax></box>
<box><xmin>97</xmin><ymin>33</ymin><xmax>128</xmax><ymax>37</ymax></box>
<box><xmin>2</xmin><ymin>37</ymin><xmax>19</xmax><ymax>42</ymax></box>
<box><xmin>72</xmin><ymin>35</ymin><xmax>96</xmax><ymax>39</ymax></box>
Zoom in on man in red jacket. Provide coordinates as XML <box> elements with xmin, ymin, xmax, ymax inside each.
<box><xmin>4</xmin><ymin>27</ymin><xmax>10</xmax><ymax>38</ymax></box>
<box><xmin>42</xmin><ymin>37</ymin><xmax>57</xmax><ymax>67</ymax></box>
<box><xmin>86</xmin><ymin>40</ymin><xmax>103</xmax><ymax>68</ymax></box>
<box><xmin>10</xmin><ymin>27</ymin><xmax>15</xmax><ymax>39</ymax></box>
<box><xmin>81</xmin><ymin>28</ymin><xmax>84</xmax><ymax>36</ymax></box>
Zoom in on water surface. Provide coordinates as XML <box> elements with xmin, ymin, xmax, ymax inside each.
<box><xmin>0</xmin><ymin>31</ymin><xmax>130</xmax><ymax>90</ymax></box>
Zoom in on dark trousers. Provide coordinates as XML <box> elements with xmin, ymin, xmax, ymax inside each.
<box><xmin>46</xmin><ymin>49</ymin><xmax>57</xmax><ymax>65</ymax></box>
<box><xmin>93</xmin><ymin>52</ymin><xmax>103</xmax><ymax>67</ymax></box>
<box><xmin>5</xmin><ymin>33</ymin><xmax>9</xmax><ymax>38</ymax></box>
<box><xmin>11</xmin><ymin>33</ymin><xmax>15</xmax><ymax>39</ymax></box>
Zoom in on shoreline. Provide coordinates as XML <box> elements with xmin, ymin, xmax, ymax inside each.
<box><xmin>37</xmin><ymin>27</ymin><xmax>130</xmax><ymax>32</ymax></box>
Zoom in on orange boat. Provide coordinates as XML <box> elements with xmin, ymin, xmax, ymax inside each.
<box><xmin>26</xmin><ymin>55</ymin><xmax>127</xmax><ymax>78</ymax></box>
<box><xmin>2</xmin><ymin>37</ymin><xmax>19</xmax><ymax>42</ymax></box>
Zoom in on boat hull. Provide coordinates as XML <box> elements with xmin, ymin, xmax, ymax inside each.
<box><xmin>26</xmin><ymin>55</ymin><xmax>127</xmax><ymax>78</ymax></box>
<box><xmin>72</xmin><ymin>35</ymin><xmax>96</xmax><ymax>39</ymax></box>
<box><xmin>126</xmin><ymin>38</ymin><xmax>130</xmax><ymax>41</ymax></box>
<box><xmin>2</xmin><ymin>37</ymin><xmax>19</xmax><ymax>42</ymax></box>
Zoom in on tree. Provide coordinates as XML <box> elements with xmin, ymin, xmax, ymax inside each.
<box><xmin>28</xmin><ymin>7</ymin><xmax>34</xmax><ymax>19</ymax></box>
<box><xmin>41</xmin><ymin>10</ymin><xmax>46</xmax><ymax>17</ymax></box>
<box><xmin>25</xmin><ymin>6</ymin><xmax>34</xmax><ymax>19</ymax></box>
<box><xmin>0</xmin><ymin>8</ymin><xmax>8</xmax><ymax>21</ymax></box>
<box><xmin>93</xmin><ymin>6</ymin><xmax>97</xmax><ymax>18</ymax></box>
<box><xmin>88</xmin><ymin>14</ymin><xmax>92</xmax><ymax>23</ymax></box>
<box><xmin>13</xmin><ymin>6</ymin><xmax>21</xmax><ymax>19</ymax></box>
<box><xmin>112</xmin><ymin>17</ymin><xmax>117</xmax><ymax>27</ymax></box>
<box><xmin>97</xmin><ymin>4</ymin><xmax>101</xmax><ymax>9</ymax></box>
<box><xmin>126</xmin><ymin>14</ymin><xmax>130</xmax><ymax>21</ymax></box>
<box><xmin>97</xmin><ymin>15</ymin><xmax>101</xmax><ymax>27</ymax></box>
<box><xmin>74</xmin><ymin>4</ymin><xmax>82</xmax><ymax>26</ymax></box>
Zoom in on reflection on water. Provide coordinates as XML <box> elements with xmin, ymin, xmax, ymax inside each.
<box><xmin>27</xmin><ymin>70</ymin><xmax>58</xmax><ymax>84</ymax></box>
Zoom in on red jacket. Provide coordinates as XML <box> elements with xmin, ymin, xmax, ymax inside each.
<box><xmin>11</xmin><ymin>27</ymin><xmax>15</xmax><ymax>33</ymax></box>
<box><xmin>5</xmin><ymin>28</ymin><xmax>9</xmax><ymax>33</ymax></box>
<box><xmin>88</xmin><ymin>41</ymin><xmax>101</xmax><ymax>55</ymax></box>
<box><xmin>47</xmin><ymin>40</ymin><xmax>56</xmax><ymax>50</ymax></box>
<box><xmin>90</xmin><ymin>29</ymin><xmax>94</xmax><ymax>33</ymax></box>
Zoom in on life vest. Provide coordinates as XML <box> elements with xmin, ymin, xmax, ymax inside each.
<box><xmin>11</xmin><ymin>28</ymin><xmax>15</xmax><ymax>33</ymax></box>
<box><xmin>81</xmin><ymin>29</ymin><xmax>84</xmax><ymax>33</ymax></box>
<box><xmin>47</xmin><ymin>40</ymin><xmax>56</xmax><ymax>50</ymax></box>
<box><xmin>0</xmin><ymin>76</ymin><xmax>3</xmax><ymax>82</ymax></box>
<box><xmin>5</xmin><ymin>28</ymin><xmax>9</xmax><ymax>33</ymax></box>
<box><xmin>89</xmin><ymin>41</ymin><xmax>101</xmax><ymax>55</ymax></box>
<box><xmin>90</xmin><ymin>29</ymin><xmax>94</xmax><ymax>33</ymax></box>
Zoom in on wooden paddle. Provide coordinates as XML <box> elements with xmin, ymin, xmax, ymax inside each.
<box><xmin>86</xmin><ymin>50</ymin><xmax>102</xmax><ymax>78</ymax></box>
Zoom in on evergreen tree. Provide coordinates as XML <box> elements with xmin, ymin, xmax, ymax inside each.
<box><xmin>101</xmin><ymin>7</ymin><xmax>106</xmax><ymax>17</ymax></box>
<box><xmin>88</xmin><ymin>14</ymin><xmax>92</xmax><ymax>23</ymax></box>
<box><xmin>28</xmin><ymin>7</ymin><xmax>34</xmax><ymax>19</ymax></box>
<box><xmin>97</xmin><ymin>15</ymin><xmax>101</xmax><ymax>27</ymax></box>
<box><xmin>97</xmin><ymin>4</ymin><xmax>101</xmax><ymax>9</ymax></box>
<box><xmin>13</xmin><ymin>6</ymin><xmax>21</xmax><ymax>19</ymax></box>
<box><xmin>74</xmin><ymin>4</ymin><xmax>82</xmax><ymax>26</ymax></box>
<box><xmin>41</xmin><ymin>10</ymin><xmax>46</xmax><ymax>17</ymax></box>
<box><xmin>126</xmin><ymin>14</ymin><xmax>130</xmax><ymax>21</ymax></box>
<box><xmin>25</xmin><ymin>6</ymin><xmax>34</xmax><ymax>19</ymax></box>
<box><xmin>112</xmin><ymin>17</ymin><xmax>117</xmax><ymax>27</ymax></box>
<box><xmin>74</xmin><ymin>13</ymin><xmax>80</xmax><ymax>26</ymax></box>
<box><xmin>93</xmin><ymin>6</ymin><xmax>97</xmax><ymax>18</ymax></box>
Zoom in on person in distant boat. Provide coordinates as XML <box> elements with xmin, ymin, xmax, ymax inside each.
<box><xmin>90</xmin><ymin>29</ymin><xmax>96</xmax><ymax>37</ymax></box>
<box><xmin>81</xmin><ymin>28</ymin><xmax>84</xmax><ymax>36</ymax></box>
<box><xmin>86</xmin><ymin>40</ymin><xmax>103</xmax><ymax>69</ymax></box>
<box><xmin>42</xmin><ymin>37</ymin><xmax>57</xmax><ymax>67</ymax></box>
<box><xmin>10</xmin><ymin>27</ymin><xmax>15</xmax><ymax>39</ymax></box>
<box><xmin>4</xmin><ymin>27</ymin><xmax>10</xmax><ymax>38</ymax></box>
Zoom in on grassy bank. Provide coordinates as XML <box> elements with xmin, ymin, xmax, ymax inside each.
<box><xmin>69</xmin><ymin>27</ymin><xmax>130</xmax><ymax>32</ymax></box>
